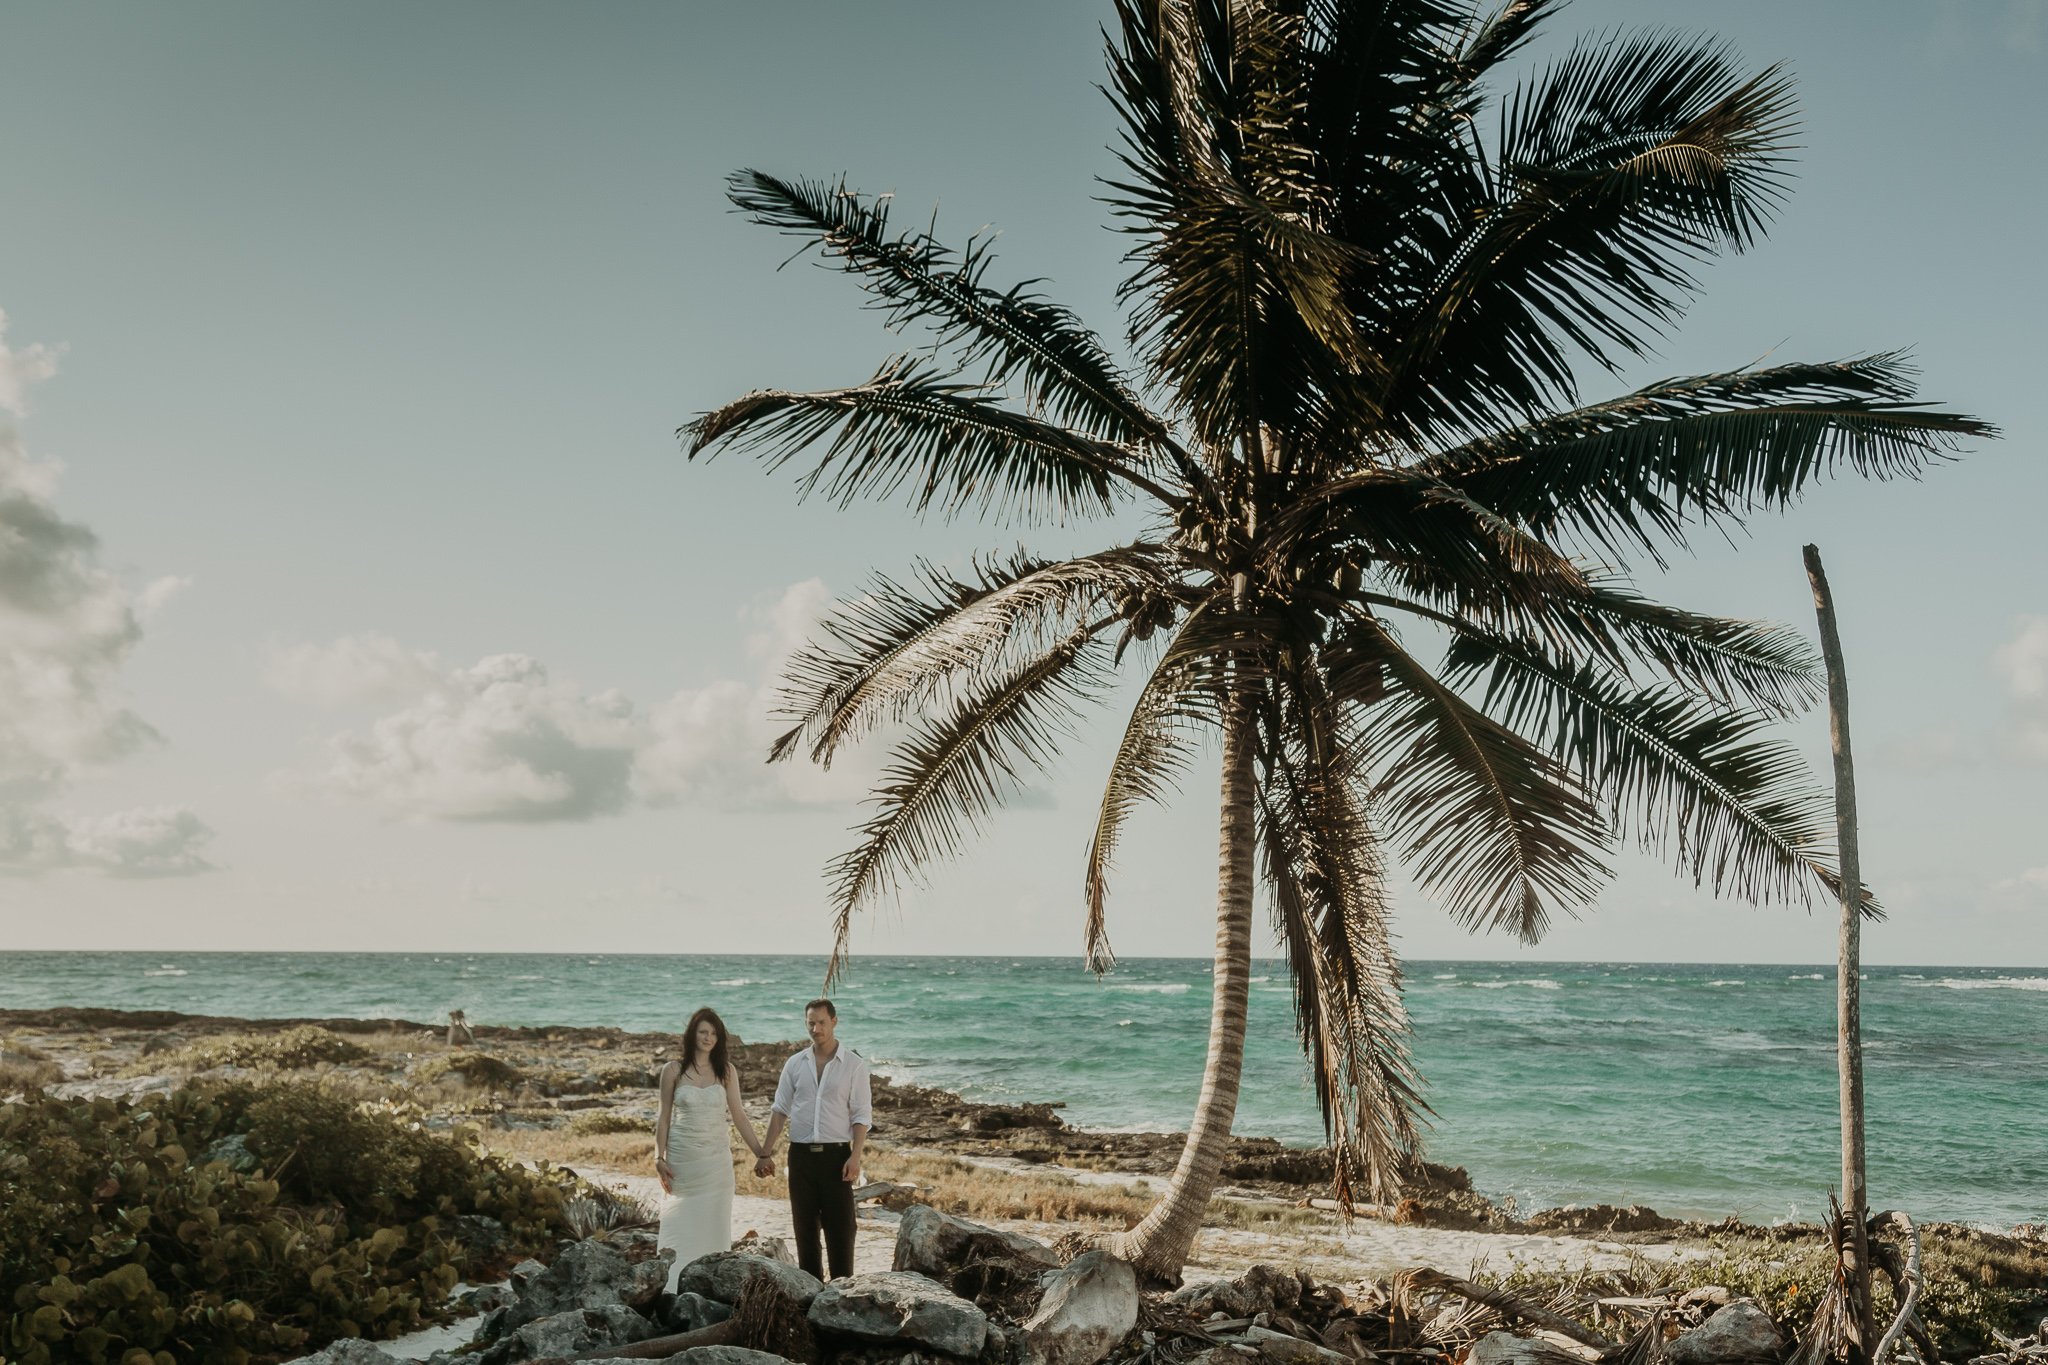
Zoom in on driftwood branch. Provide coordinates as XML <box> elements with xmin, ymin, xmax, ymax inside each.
<box><xmin>527</xmin><ymin>1317</ymin><xmax>737</xmax><ymax>1364</ymax></box>
<box><xmin>1870</xmin><ymin>1211</ymin><xmax>1923</xmax><ymax>1365</ymax></box>
<box><xmin>1406</xmin><ymin>1269</ymin><xmax>1615</xmax><ymax>1351</ymax></box>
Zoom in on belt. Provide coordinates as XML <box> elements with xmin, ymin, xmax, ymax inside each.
<box><xmin>801</xmin><ymin>1141</ymin><xmax>850</xmax><ymax>1152</ymax></box>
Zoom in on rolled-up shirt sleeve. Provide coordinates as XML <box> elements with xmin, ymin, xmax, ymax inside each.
<box><xmin>850</xmin><ymin>1058</ymin><xmax>872</xmax><ymax>1130</ymax></box>
<box><xmin>772</xmin><ymin>1055</ymin><xmax>797</xmax><ymax>1116</ymax></box>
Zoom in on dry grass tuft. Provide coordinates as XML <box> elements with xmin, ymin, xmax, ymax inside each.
<box><xmin>0</xmin><ymin>1055</ymin><xmax>62</xmax><ymax>1093</ymax></box>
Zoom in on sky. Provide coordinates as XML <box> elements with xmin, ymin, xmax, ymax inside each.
<box><xmin>0</xmin><ymin>0</ymin><xmax>2041</xmax><ymax>966</ymax></box>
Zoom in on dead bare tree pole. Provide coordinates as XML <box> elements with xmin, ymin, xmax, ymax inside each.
<box><xmin>1803</xmin><ymin>543</ymin><xmax>1875</xmax><ymax>1363</ymax></box>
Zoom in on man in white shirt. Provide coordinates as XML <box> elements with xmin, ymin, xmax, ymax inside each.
<box><xmin>757</xmin><ymin>997</ymin><xmax>871</xmax><ymax>1280</ymax></box>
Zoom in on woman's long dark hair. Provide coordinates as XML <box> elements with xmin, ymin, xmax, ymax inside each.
<box><xmin>681</xmin><ymin>1007</ymin><xmax>731</xmax><ymax>1081</ymax></box>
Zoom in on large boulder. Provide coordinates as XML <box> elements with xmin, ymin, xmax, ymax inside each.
<box><xmin>1019</xmin><ymin>1251</ymin><xmax>1138</xmax><ymax>1365</ymax></box>
<box><xmin>1665</xmin><ymin>1302</ymin><xmax>1788</xmax><ymax>1365</ymax></box>
<box><xmin>483</xmin><ymin>1303</ymin><xmax>659</xmax><ymax>1364</ymax></box>
<box><xmin>289</xmin><ymin>1341</ymin><xmax>405</xmax><ymax>1365</ymax></box>
<box><xmin>501</xmin><ymin>1240</ymin><xmax>651</xmax><ymax>1332</ymax></box>
<box><xmin>808</xmin><ymin>1271</ymin><xmax>989</xmax><ymax>1358</ymax></box>
<box><xmin>677</xmin><ymin>1252</ymin><xmax>825</xmax><ymax>1309</ymax></box>
<box><xmin>659</xmin><ymin>1350</ymin><xmax>796</xmax><ymax>1365</ymax></box>
<box><xmin>894</xmin><ymin>1204</ymin><xmax>1063</xmax><ymax>1279</ymax></box>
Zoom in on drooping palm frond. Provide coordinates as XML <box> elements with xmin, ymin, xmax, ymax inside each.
<box><xmin>1554</xmin><ymin>582</ymin><xmax>1822</xmax><ymax>714</ymax></box>
<box><xmin>1417</xmin><ymin>356</ymin><xmax>1996</xmax><ymax>559</ymax></box>
<box><xmin>823</xmin><ymin>622</ymin><xmax>1115</xmax><ymax>986</ymax></box>
<box><xmin>1082</xmin><ymin>600</ymin><xmax>1231</xmax><ymax>971</ymax></box>
<box><xmin>1331</xmin><ymin>610</ymin><xmax>1610</xmax><ymax>942</ymax></box>
<box><xmin>1441</xmin><ymin>629</ymin><xmax>1855</xmax><ymax>909</ymax></box>
<box><xmin>684</xmin><ymin>357</ymin><xmax>1155</xmax><ymax>523</ymax></box>
<box><xmin>1258</xmin><ymin>652</ymin><xmax>1426</xmax><ymax>1206</ymax></box>
<box><xmin>772</xmin><ymin>545</ymin><xmax>1177</xmax><ymax>766</ymax></box>
<box><xmin>726</xmin><ymin>170</ymin><xmax>1178</xmax><ymax>456</ymax></box>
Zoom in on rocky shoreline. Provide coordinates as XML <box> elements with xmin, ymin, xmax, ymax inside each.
<box><xmin>0</xmin><ymin>1004</ymin><xmax>2028</xmax><ymax>1254</ymax></box>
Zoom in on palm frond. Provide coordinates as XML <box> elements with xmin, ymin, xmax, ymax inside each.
<box><xmin>773</xmin><ymin>544</ymin><xmax>1177</xmax><ymax>767</ymax></box>
<box><xmin>1257</xmin><ymin>657</ymin><xmax>1426</xmax><ymax>1205</ymax></box>
<box><xmin>1330</xmin><ymin>611</ymin><xmax>1610</xmax><ymax>942</ymax></box>
<box><xmin>1441</xmin><ymin>629</ymin><xmax>1858</xmax><ymax>909</ymax></box>
<box><xmin>684</xmin><ymin>357</ymin><xmax>1139</xmax><ymax>524</ymax></box>
<box><xmin>725</xmin><ymin>170</ymin><xmax>1177</xmax><ymax>456</ymax></box>
<box><xmin>823</xmin><ymin>622</ymin><xmax>1113</xmax><ymax>987</ymax></box>
<box><xmin>1082</xmin><ymin>599</ymin><xmax>1230</xmax><ymax>972</ymax></box>
<box><xmin>1416</xmin><ymin>356</ymin><xmax>1996</xmax><ymax>559</ymax></box>
<box><xmin>1384</xmin><ymin>33</ymin><xmax>1799</xmax><ymax>436</ymax></box>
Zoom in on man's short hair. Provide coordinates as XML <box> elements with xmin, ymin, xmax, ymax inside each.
<box><xmin>805</xmin><ymin>997</ymin><xmax>837</xmax><ymax>1019</ymax></box>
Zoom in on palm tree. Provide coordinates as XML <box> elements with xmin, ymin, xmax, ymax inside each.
<box><xmin>684</xmin><ymin>0</ymin><xmax>1989</xmax><ymax>1282</ymax></box>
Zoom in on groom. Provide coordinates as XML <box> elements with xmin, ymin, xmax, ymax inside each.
<box><xmin>756</xmin><ymin>997</ymin><xmax>870</xmax><ymax>1281</ymax></box>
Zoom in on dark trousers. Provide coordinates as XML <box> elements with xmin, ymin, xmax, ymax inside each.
<box><xmin>787</xmin><ymin>1142</ymin><xmax>856</xmax><ymax>1281</ymax></box>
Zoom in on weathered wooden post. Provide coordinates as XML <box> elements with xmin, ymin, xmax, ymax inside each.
<box><xmin>1803</xmin><ymin>543</ymin><xmax>1874</xmax><ymax>1362</ymax></box>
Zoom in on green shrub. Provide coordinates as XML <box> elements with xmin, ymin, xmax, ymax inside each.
<box><xmin>411</xmin><ymin>1053</ymin><xmax>521</xmax><ymax>1091</ymax></box>
<box><xmin>125</xmin><ymin>1027</ymin><xmax>371</xmax><ymax>1076</ymax></box>
<box><xmin>565</xmin><ymin>1110</ymin><xmax>648</xmax><ymax>1137</ymax></box>
<box><xmin>0</xmin><ymin>1080</ymin><xmax>569</xmax><ymax>1365</ymax></box>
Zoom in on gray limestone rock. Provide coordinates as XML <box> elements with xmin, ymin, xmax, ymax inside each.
<box><xmin>893</xmin><ymin>1205</ymin><xmax>1063</xmax><ymax>1281</ymax></box>
<box><xmin>676</xmin><ymin>1251</ymin><xmax>825</xmax><ymax>1309</ymax></box>
<box><xmin>1019</xmin><ymin>1251</ymin><xmax>1138</xmax><ymax>1365</ymax></box>
<box><xmin>658</xmin><ymin>1349</ymin><xmax>798</xmax><ymax>1365</ymax></box>
<box><xmin>288</xmin><ymin>1341</ymin><xmax>406</xmax><ymax>1365</ymax></box>
<box><xmin>666</xmin><ymin>1291</ymin><xmax>738</xmax><ymax>1333</ymax></box>
<box><xmin>1664</xmin><ymin>1302</ymin><xmax>1788</xmax><ymax>1365</ymax></box>
<box><xmin>484</xmin><ymin>1303</ymin><xmax>658</xmax><ymax>1364</ymax></box>
<box><xmin>808</xmin><ymin>1271</ymin><xmax>989</xmax><ymax>1359</ymax></box>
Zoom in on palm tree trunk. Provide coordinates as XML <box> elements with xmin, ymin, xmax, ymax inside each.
<box><xmin>1110</xmin><ymin>688</ymin><xmax>1259</xmax><ymax>1283</ymax></box>
<box><xmin>1804</xmin><ymin>544</ymin><xmax>1874</xmax><ymax>1363</ymax></box>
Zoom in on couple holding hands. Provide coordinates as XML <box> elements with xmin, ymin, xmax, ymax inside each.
<box><xmin>653</xmin><ymin>998</ymin><xmax>871</xmax><ymax>1287</ymax></box>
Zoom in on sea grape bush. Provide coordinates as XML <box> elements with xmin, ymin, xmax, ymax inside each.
<box><xmin>0</xmin><ymin>1081</ymin><xmax>569</xmax><ymax>1365</ymax></box>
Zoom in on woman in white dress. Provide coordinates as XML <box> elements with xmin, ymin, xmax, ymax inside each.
<box><xmin>654</xmin><ymin>1008</ymin><xmax>769</xmax><ymax>1290</ymax></box>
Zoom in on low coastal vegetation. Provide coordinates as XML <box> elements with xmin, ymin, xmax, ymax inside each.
<box><xmin>1</xmin><ymin>1080</ymin><xmax>573</xmax><ymax>1365</ymax></box>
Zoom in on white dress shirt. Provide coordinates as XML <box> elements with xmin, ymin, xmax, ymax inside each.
<box><xmin>771</xmin><ymin>1044</ymin><xmax>873</xmax><ymax>1143</ymax></box>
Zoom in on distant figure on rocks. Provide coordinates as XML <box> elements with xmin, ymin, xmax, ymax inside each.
<box><xmin>655</xmin><ymin>1007</ymin><xmax>772</xmax><ymax>1291</ymax></box>
<box><xmin>446</xmin><ymin>1011</ymin><xmax>473</xmax><ymax>1048</ymax></box>
<box><xmin>757</xmin><ymin>997</ymin><xmax>871</xmax><ymax>1282</ymax></box>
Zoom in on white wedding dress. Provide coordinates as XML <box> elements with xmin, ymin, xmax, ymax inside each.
<box><xmin>656</xmin><ymin>1083</ymin><xmax>736</xmax><ymax>1290</ymax></box>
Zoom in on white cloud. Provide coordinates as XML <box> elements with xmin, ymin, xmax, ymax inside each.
<box><xmin>1992</xmin><ymin>615</ymin><xmax>2048</xmax><ymax>763</ymax></box>
<box><xmin>265</xmin><ymin>632</ymin><xmax>443</xmax><ymax>708</ymax></box>
<box><xmin>290</xmin><ymin>579</ymin><xmax>876</xmax><ymax>822</ymax></box>
<box><xmin>321</xmin><ymin>654</ymin><xmax>639</xmax><ymax>821</ymax></box>
<box><xmin>0</xmin><ymin>310</ymin><xmax>63</xmax><ymax>418</ymax></box>
<box><xmin>0</xmin><ymin>320</ymin><xmax>211</xmax><ymax>877</ymax></box>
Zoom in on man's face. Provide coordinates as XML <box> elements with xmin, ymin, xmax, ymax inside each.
<box><xmin>805</xmin><ymin>1006</ymin><xmax>837</xmax><ymax>1049</ymax></box>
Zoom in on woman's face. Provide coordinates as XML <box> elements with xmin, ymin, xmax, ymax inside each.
<box><xmin>693</xmin><ymin>1019</ymin><xmax>719</xmax><ymax>1061</ymax></box>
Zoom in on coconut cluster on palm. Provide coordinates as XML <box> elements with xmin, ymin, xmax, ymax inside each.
<box><xmin>686</xmin><ymin>0</ymin><xmax>1987</xmax><ymax>1282</ymax></box>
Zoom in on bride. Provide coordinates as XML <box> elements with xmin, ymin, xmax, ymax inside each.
<box><xmin>654</xmin><ymin>1007</ymin><xmax>769</xmax><ymax>1288</ymax></box>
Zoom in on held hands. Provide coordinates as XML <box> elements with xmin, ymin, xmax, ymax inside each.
<box><xmin>753</xmin><ymin>1156</ymin><xmax>775</xmax><ymax>1179</ymax></box>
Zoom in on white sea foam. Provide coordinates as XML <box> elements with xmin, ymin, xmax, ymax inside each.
<box><xmin>1706</xmin><ymin>980</ymin><xmax>1745</xmax><ymax>987</ymax></box>
<box><xmin>1930</xmin><ymin>977</ymin><xmax>2048</xmax><ymax>991</ymax></box>
<box><xmin>1116</xmin><ymin>1019</ymin><xmax>1134</xmax><ymax>1027</ymax></box>
<box><xmin>1434</xmin><ymin>973</ymin><xmax>1458</xmax><ymax>979</ymax></box>
<box><xmin>1788</xmin><ymin>973</ymin><xmax>1825</xmax><ymax>980</ymax></box>
<box><xmin>512</xmin><ymin>974</ymin><xmax>545</xmax><ymax>981</ymax></box>
<box><xmin>1469</xmin><ymin>979</ymin><xmax>1561</xmax><ymax>990</ymax></box>
<box><xmin>1248</xmin><ymin>976</ymin><xmax>1270</xmax><ymax>983</ymax></box>
<box><xmin>711</xmin><ymin>979</ymin><xmax>762</xmax><ymax>986</ymax></box>
<box><xmin>144</xmin><ymin>968</ymin><xmax>187</xmax><ymax>976</ymax></box>
<box><xmin>1112</xmin><ymin>983</ymin><xmax>1192</xmax><ymax>993</ymax></box>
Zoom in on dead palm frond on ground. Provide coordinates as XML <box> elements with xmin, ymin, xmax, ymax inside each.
<box><xmin>685</xmin><ymin>0</ymin><xmax>1990</xmax><ymax>1281</ymax></box>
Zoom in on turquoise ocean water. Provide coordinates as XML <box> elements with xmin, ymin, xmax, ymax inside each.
<box><xmin>3</xmin><ymin>952</ymin><xmax>2042</xmax><ymax>1228</ymax></box>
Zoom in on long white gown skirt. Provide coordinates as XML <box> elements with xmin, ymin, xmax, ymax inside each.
<box><xmin>656</xmin><ymin>1085</ymin><xmax>736</xmax><ymax>1290</ymax></box>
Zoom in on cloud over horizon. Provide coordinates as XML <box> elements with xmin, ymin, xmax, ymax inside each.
<box><xmin>278</xmin><ymin>579</ymin><xmax>875</xmax><ymax>822</ymax></box>
<box><xmin>0</xmin><ymin>312</ymin><xmax>213</xmax><ymax>876</ymax></box>
<box><xmin>1993</xmin><ymin>614</ymin><xmax>2048</xmax><ymax>763</ymax></box>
